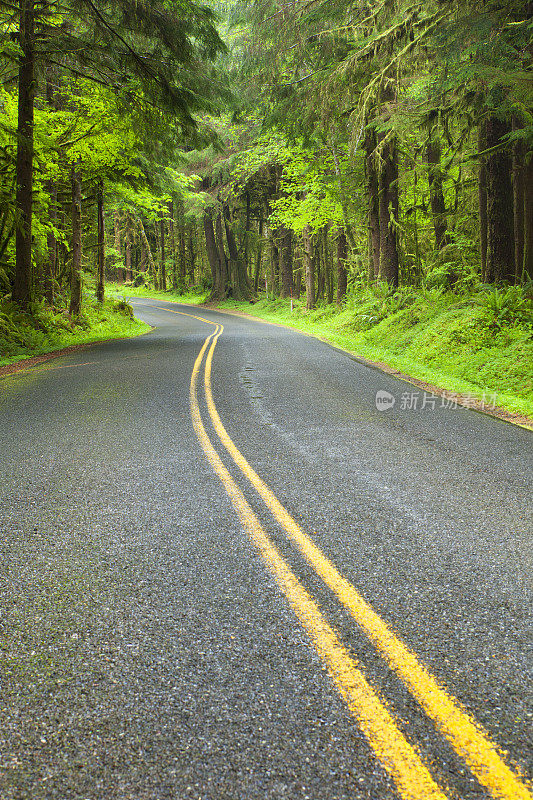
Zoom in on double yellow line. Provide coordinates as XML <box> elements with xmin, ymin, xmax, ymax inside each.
<box><xmin>148</xmin><ymin>305</ymin><xmax>531</xmax><ymax>800</ymax></box>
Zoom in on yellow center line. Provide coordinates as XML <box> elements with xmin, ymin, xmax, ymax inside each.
<box><xmin>200</xmin><ymin>325</ymin><xmax>531</xmax><ymax>800</ymax></box>
<box><xmin>144</xmin><ymin>302</ymin><xmax>531</xmax><ymax>800</ymax></box>
<box><xmin>189</xmin><ymin>324</ymin><xmax>448</xmax><ymax>800</ymax></box>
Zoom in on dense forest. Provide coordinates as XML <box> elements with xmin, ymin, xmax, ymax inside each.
<box><xmin>1</xmin><ymin>0</ymin><xmax>532</xmax><ymax>367</ymax></box>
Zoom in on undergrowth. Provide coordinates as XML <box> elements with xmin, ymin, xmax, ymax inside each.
<box><xmin>0</xmin><ymin>291</ymin><xmax>150</xmax><ymax>366</ymax></box>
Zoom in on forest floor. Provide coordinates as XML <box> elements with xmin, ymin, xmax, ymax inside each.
<box><xmin>110</xmin><ymin>282</ymin><xmax>533</xmax><ymax>423</ymax></box>
<box><xmin>0</xmin><ymin>293</ymin><xmax>150</xmax><ymax>370</ymax></box>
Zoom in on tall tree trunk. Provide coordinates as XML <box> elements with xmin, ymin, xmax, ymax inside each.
<box><xmin>336</xmin><ymin>228</ymin><xmax>348</xmax><ymax>304</ymax></box>
<box><xmin>302</xmin><ymin>225</ymin><xmax>315</xmax><ymax>310</ymax></box>
<box><xmin>244</xmin><ymin>191</ymin><xmax>251</xmax><ymax>281</ymax></box>
<box><xmin>160</xmin><ymin>217</ymin><xmax>166</xmax><ymax>290</ymax></box>
<box><xmin>478</xmin><ymin>124</ymin><xmax>488</xmax><ymax>282</ymax></box>
<box><xmin>523</xmin><ymin>154</ymin><xmax>533</xmax><ymax>282</ymax></box>
<box><xmin>113</xmin><ymin>210</ymin><xmax>122</xmax><ymax>282</ymax></box>
<box><xmin>96</xmin><ymin>180</ymin><xmax>105</xmax><ymax>303</ymax></box>
<box><xmin>316</xmin><ymin>235</ymin><xmax>324</xmax><ymax>301</ymax></box>
<box><xmin>512</xmin><ymin>117</ymin><xmax>525</xmax><ymax>282</ymax></box>
<box><xmin>224</xmin><ymin>204</ymin><xmax>251</xmax><ymax>300</ymax></box>
<box><xmin>169</xmin><ymin>200</ymin><xmax>177</xmax><ymax>290</ymax></box>
<box><xmin>269</xmin><ymin>229</ymin><xmax>279</xmax><ymax>297</ymax></box>
<box><xmin>204</xmin><ymin>210</ymin><xmax>226</xmax><ymax>300</ymax></box>
<box><xmin>426</xmin><ymin>117</ymin><xmax>449</xmax><ymax>250</ymax></box>
<box><xmin>13</xmin><ymin>0</ymin><xmax>35</xmax><ymax>306</ymax></box>
<box><xmin>323</xmin><ymin>226</ymin><xmax>333</xmax><ymax>304</ymax></box>
<box><xmin>279</xmin><ymin>226</ymin><xmax>293</xmax><ymax>298</ymax></box>
<box><xmin>365</xmin><ymin>128</ymin><xmax>380</xmax><ymax>280</ymax></box>
<box><xmin>43</xmin><ymin>67</ymin><xmax>56</xmax><ymax>305</ymax></box>
<box><xmin>188</xmin><ymin>225</ymin><xmax>195</xmax><ymax>285</ymax></box>
<box><xmin>69</xmin><ymin>162</ymin><xmax>82</xmax><ymax>316</ymax></box>
<box><xmin>485</xmin><ymin>115</ymin><xmax>515</xmax><ymax>283</ymax></box>
<box><xmin>215</xmin><ymin>212</ymin><xmax>227</xmax><ymax>293</ymax></box>
<box><xmin>378</xmin><ymin>133</ymin><xmax>399</xmax><ymax>287</ymax></box>
<box><xmin>204</xmin><ymin>210</ymin><xmax>219</xmax><ymax>292</ymax></box>
<box><xmin>125</xmin><ymin>214</ymin><xmax>132</xmax><ymax>282</ymax></box>
<box><xmin>177</xmin><ymin>198</ymin><xmax>186</xmax><ymax>285</ymax></box>
<box><xmin>137</xmin><ymin>217</ymin><xmax>156</xmax><ymax>285</ymax></box>
<box><xmin>253</xmin><ymin>218</ymin><xmax>263</xmax><ymax>293</ymax></box>
<box><xmin>44</xmin><ymin>182</ymin><xmax>57</xmax><ymax>305</ymax></box>
<box><xmin>293</xmin><ymin>243</ymin><xmax>302</xmax><ymax>299</ymax></box>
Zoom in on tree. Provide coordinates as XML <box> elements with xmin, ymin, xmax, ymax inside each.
<box><xmin>8</xmin><ymin>0</ymin><xmax>225</xmax><ymax>306</ymax></box>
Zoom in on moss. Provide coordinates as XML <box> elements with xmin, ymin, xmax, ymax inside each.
<box><xmin>0</xmin><ymin>295</ymin><xmax>150</xmax><ymax>367</ymax></box>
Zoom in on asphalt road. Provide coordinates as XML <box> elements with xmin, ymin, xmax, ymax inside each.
<box><xmin>0</xmin><ymin>299</ymin><xmax>531</xmax><ymax>800</ymax></box>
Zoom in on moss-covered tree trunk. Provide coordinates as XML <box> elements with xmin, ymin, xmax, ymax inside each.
<box><xmin>336</xmin><ymin>228</ymin><xmax>348</xmax><ymax>304</ymax></box>
<box><xmin>69</xmin><ymin>162</ymin><xmax>82</xmax><ymax>316</ymax></box>
<box><xmin>302</xmin><ymin>224</ymin><xmax>315</xmax><ymax>310</ymax></box>
<box><xmin>137</xmin><ymin>217</ymin><xmax>157</xmax><ymax>288</ymax></box>
<box><xmin>426</xmin><ymin>117</ymin><xmax>449</xmax><ymax>250</ymax></box>
<box><xmin>316</xmin><ymin>231</ymin><xmax>324</xmax><ymax>301</ymax></box>
<box><xmin>44</xmin><ymin>181</ymin><xmax>57</xmax><ymax>305</ymax></box>
<box><xmin>215</xmin><ymin>212</ymin><xmax>227</xmax><ymax>294</ymax></box>
<box><xmin>224</xmin><ymin>204</ymin><xmax>252</xmax><ymax>300</ymax></box>
<box><xmin>279</xmin><ymin>226</ymin><xmax>293</xmax><ymax>298</ymax></box>
<box><xmin>269</xmin><ymin>228</ymin><xmax>279</xmax><ymax>297</ymax></box>
<box><xmin>188</xmin><ymin>225</ymin><xmax>196</xmax><ymax>285</ymax></box>
<box><xmin>244</xmin><ymin>191</ymin><xmax>251</xmax><ymax>281</ymax></box>
<box><xmin>124</xmin><ymin>214</ymin><xmax>132</xmax><ymax>282</ymax></box>
<box><xmin>378</xmin><ymin>86</ymin><xmax>399</xmax><ymax>290</ymax></box>
<box><xmin>523</xmin><ymin>154</ymin><xmax>533</xmax><ymax>282</ymax></box>
<box><xmin>113</xmin><ymin>211</ymin><xmax>122</xmax><ymax>282</ymax></box>
<box><xmin>178</xmin><ymin>201</ymin><xmax>187</xmax><ymax>287</ymax></box>
<box><xmin>512</xmin><ymin>118</ymin><xmax>525</xmax><ymax>282</ymax></box>
<box><xmin>160</xmin><ymin>217</ymin><xmax>166</xmax><ymax>290</ymax></box>
<box><xmin>253</xmin><ymin>217</ymin><xmax>263</xmax><ymax>293</ymax></box>
<box><xmin>204</xmin><ymin>209</ymin><xmax>226</xmax><ymax>300</ymax></box>
<box><xmin>323</xmin><ymin>227</ymin><xmax>333</xmax><ymax>304</ymax></box>
<box><xmin>96</xmin><ymin>180</ymin><xmax>105</xmax><ymax>303</ymax></box>
<box><xmin>169</xmin><ymin>200</ymin><xmax>177</xmax><ymax>290</ymax></box>
<box><xmin>478</xmin><ymin>124</ymin><xmax>488</xmax><ymax>282</ymax></box>
<box><xmin>13</xmin><ymin>0</ymin><xmax>35</xmax><ymax>306</ymax></box>
<box><xmin>365</xmin><ymin>128</ymin><xmax>380</xmax><ymax>280</ymax></box>
<box><xmin>485</xmin><ymin>115</ymin><xmax>515</xmax><ymax>283</ymax></box>
<box><xmin>293</xmin><ymin>241</ymin><xmax>302</xmax><ymax>299</ymax></box>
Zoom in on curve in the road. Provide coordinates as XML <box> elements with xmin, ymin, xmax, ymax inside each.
<box><xmin>188</xmin><ymin>319</ymin><xmax>448</xmax><ymax>800</ymax></box>
<box><xmin>147</xmin><ymin>303</ymin><xmax>532</xmax><ymax>800</ymax></box>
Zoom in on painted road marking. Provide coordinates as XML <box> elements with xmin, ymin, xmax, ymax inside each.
<box><xmin>190</xmin><ymin>325</ymin><xmax>449</xmax><ymax>800</ymax></box>
<box><xmin>145</xmin><ymin>302</ymin><xmax>532</xmax><ymax>800</ymax></box>
<box><xmin>202</xmin><ymin>325</ymin><xmax>532</xmax><ymax>800</ymax></box>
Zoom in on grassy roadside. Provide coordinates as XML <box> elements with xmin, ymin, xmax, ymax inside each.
<box><xmin>0</xmin><ymin>293</ymin><xmax>150</xmax><ymax>368</ymax></box>
<box><xmin>109</xmin><ymin>282</ymin><xmax>532</xmax><ymax>419</ymax></box>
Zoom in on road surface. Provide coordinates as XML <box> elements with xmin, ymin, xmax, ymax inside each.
<box><xmin>1</xmin><ymin>299</ymin><xmax>531</xmax><ymax>800</ymax></box>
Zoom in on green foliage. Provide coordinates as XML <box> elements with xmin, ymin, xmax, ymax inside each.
<box><xmin>0</xmin><ymin>296</ymin><xmax>148</xmax><ymax>365</ymax></box>
<box><xmin>477</xmin><ymin>286</ymin><xmax>533</xmax><ymax>329</ymax></box>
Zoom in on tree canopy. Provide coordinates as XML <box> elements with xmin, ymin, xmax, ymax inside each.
<box><xmin>1</xmin><ymin>0</ymin><xmax>532</xmax><ymax>311</ymax></box>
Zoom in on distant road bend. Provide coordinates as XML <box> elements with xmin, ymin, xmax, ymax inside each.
<box><xmin>1</xmin><ymin>299</ymin><xmax>531</xmax><ymax>800</ymax></box>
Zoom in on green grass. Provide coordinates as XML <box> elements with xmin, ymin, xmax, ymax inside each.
<box><xmin>216</xmin><ymin>287</ymin><xmax>533</xmax><ymax>419</ymax></box>
<box><xmin>0</xmin><ymin>292</ymin><xmax>150</xmax><ymax>367</ymax></box>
